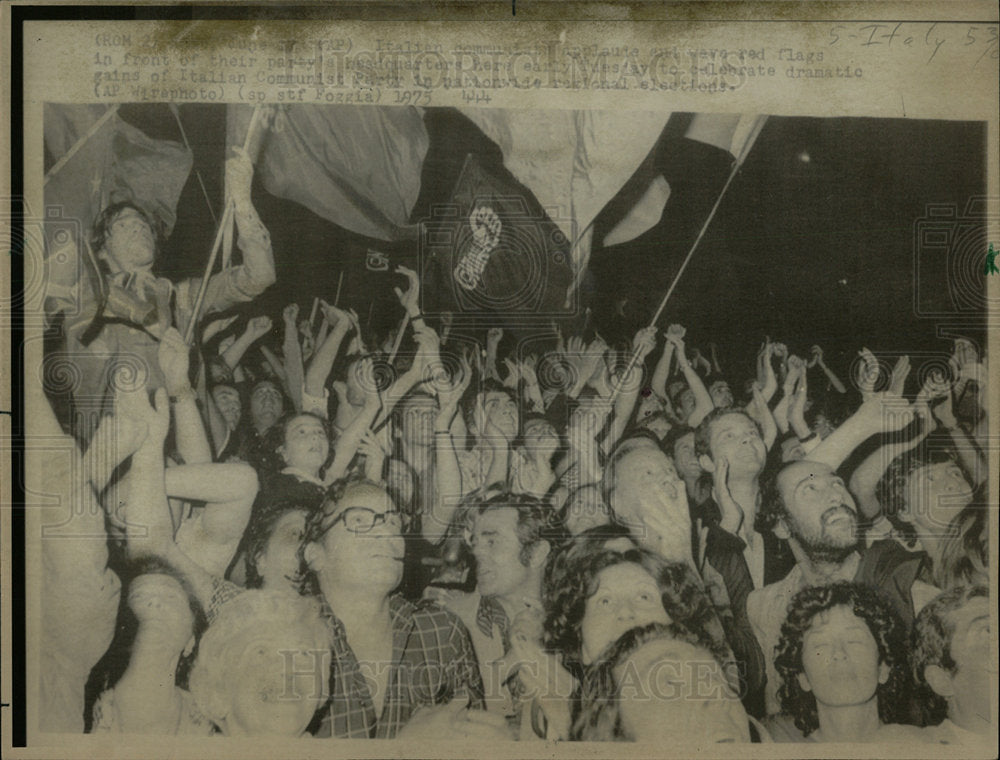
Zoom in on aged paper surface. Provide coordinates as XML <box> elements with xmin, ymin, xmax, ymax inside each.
<box><xmin>3</xmin><ymin>1</ymin><xmax>998</xmax><ymax>759</ymax></box>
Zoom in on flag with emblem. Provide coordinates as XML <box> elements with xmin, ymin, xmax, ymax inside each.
<box><xmin>420</xmin><ymin>153</ymin><xmax>575</xmax><ymax>320</ymax></box>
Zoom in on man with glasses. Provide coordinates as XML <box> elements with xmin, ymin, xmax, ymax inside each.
<box><xmin>300</xmin><ymin>477</ymin><xmax>503</xmax><ymax>739</ymax></box>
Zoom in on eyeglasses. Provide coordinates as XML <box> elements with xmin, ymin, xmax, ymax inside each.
<box><xmin>321</xmin><ymin>506</ymin><xmax>402</xmax><ymax>535</ymax></box>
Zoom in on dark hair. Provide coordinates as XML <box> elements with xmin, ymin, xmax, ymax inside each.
<box><xmin>694</xmin><ymin>407</ymin><xmax>761</xmax><ymax>461</ymax></box>
<box><xmin>250</xmin><ymin>410</ymin><xmax>329</xmax><ymax>475</ymax></box>
<box><xmin>934</xmin><ymin>505</ymin><xmax>988</xmax><ymax>591</ymax></box>
<box><xmin>773</xmin><ymin>582</ymin><xmax>911</xmax><ymax>737</ymax></box>
<box><xmin>911</xmin><ymin>585</ymin><xmax>989</xmax><ymax>725</ymax></box>
<box><xmin>461</xmin><ymin>379</ymin><xmax>515</xmax><ymax>432</ymax></box>
<box><xmin>543</xmin><ymin>546</ymin><xmax>723</xmax><ymax>676</ymax></box>
<box><xmin>874</xmin><ymin>448</ymin><xmax>967</xmax><ymax>549</ymax></box>
<box><xmin>572</xmin><ymin>621</ymin><xmax>735</xmax><ymax>742</ymax></box>
<box><xmin>90</xmin><ymin>200</ymin><xmax>159</xmax><ymax>259</ymax></box>
<box><xmin>243</xmin><ymin>499</ymin><xmax>316</xmax><ymax>589</ymax></box>
<box><xmin>661</xmin><ymin>424</ymin><xmax>694</xmax><ymax>459</ymax></box>
<box><xmin>465</xmin><ymin>491</ymin><xmax>568</xmax><ymax>566</ymax></box>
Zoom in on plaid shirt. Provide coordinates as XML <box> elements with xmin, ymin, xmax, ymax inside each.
<box><xmin>315</xmin><ymin>595</ymin><xmax>485</xmax><ymax>738</ymax></box>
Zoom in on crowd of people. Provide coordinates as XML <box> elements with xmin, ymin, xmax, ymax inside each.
<box><xmin>37</xmin><ymin>154</ymin><xmax>993</xmax><ymax>746</ymax></box>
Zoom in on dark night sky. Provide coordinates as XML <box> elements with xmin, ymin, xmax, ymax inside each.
<box><xmin>117</xmin><ymin>104</ymin><xmax>987</xmax><ymax>387</ymax></box>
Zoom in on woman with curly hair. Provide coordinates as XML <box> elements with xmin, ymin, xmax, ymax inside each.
<box><xmin>770</xmin><ymin>581</ymin><xmax>928</xmax><ymax>743</ymax></box>
<box><xmin>543</xmin><ymin>545</ymin><xmax>729</xmax><ymax>677</ymax></box>
<box><xmin>573</xmin><ymin>621</ymin><xmax>756</xmax><ymax>743</ymax></box>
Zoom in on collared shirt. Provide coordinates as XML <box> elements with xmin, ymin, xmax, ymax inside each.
<box><xmin>747</xmin><ymin>554</ymin><xmax>861</xmax><ymax>716</ymax></box>
<box><xmin>315</xmin><ymin>595</ymin><xmax>485</xmax><ymax>738</ymax></box>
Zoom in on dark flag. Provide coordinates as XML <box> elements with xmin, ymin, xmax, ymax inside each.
<box><xmin>420</xmin><ymin>154</ymin><xmax>575</xmax><ymax>322</ymax></box>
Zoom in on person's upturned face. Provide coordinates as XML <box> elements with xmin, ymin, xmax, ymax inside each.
<box><xmin>523</xmin><ymin>418</ymin><xmax>559</xmax><ymax>456</ymax></box>
<box><xmin>580</xmin><ymin>563</ymin><xmax>670</xmax><ymax>665</ymax></box>
<box><xmin>709</xmin><ymin>381</ymin><xmax>734</xmax><ymax>409</ymax></box>
<box><xmin>778</xmin><ymin>461</ymin><xmax>858</xmax><ymax>557</ymax></box>
<box><xmin>279</xmin><ymin>415</ymin><xmax>329</xmax><ymax>474</ymax></box>
<box><xmin>250</xmin><ymin>382</ymin><xmax>283</xmax><ymax>433</ymax></box>
<box><xmin>797</xmin><ymin>605</ymin><xmax>888</xmax><ymax>709</ymax></box>
<box><xmin>212</xmin><ymin>386</ymin><xmax>243</xmax><ymax>430</ymax></box>
<box><xmin>672</xmin><ymin>431</ymin><xmax>702</xmax><ymax>482</ymax></box>
<box><xmin>707</xmin><ymin>413</ymin><xmax>765</xmax><ymax>478</ymax></box>
<box><xmin>476</xmin><ymin>390</ymin><xmax>518</xmax><ymax>440</ymax></box>
<box><xmin>256</xmin><ymin>510</ymin><xmax>307</xmax><ymax>592</ymax></box>
<box><xmin>942</xmin><ymin>596</ymin><xmax>993</xmax><ymax>723</ymax></box>
<box><xmin>676</xmin><ymin>389</ymin><xmax>696</xmax><ymax>420</ymax></box>
<box><xmin>617</xmin><ymin>636</ymin><xmax>750</xmax><ymax>743</ymax></box>
<box><xmin>471</xmin><ymin>508</ymin><xmax>534</xmax><ymax>600</ymax></box>
<box><xmin>103</xmin><ymin>207</ymin><xmax>155</xmax><ymax>273</ymax></box>
<box><xmin>227</xmin><ymin>636</ymin><xmax>328</xmax><ymax>736</ymax></box>
<box><xmin>612</xmin><ymin>443</ymin><xmax>691</xmax><ymax>561</ymax></box>
<box><xmin>903</xmin><ymin>461</ymin><xmax>974</xmax><ymax>540</ymax></box>
<box><xmin>315</xmin><ymin>486</ymin><xmax>404</xmax><ymax>594</ymax></box>
<box><xmin>128</xmin><ymin>574</ymin><xmax>194</xmax><ymax>650</ymax></box>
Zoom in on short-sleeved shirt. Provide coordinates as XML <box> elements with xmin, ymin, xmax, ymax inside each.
<box><xmin>315</xmin><ymin>594</ymin><xmax>485</xmax><ymax>738</ymax></box>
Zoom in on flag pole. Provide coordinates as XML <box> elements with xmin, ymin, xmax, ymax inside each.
<box><xmin>168</xmin><ymin>103</ymin><xmax>217</xmax><ymax>224</ymax></box>
<box><xmin>44</xmin><ymin>105</ymin><xmax>120</xmax><ymax>184</ymax></box>
<box><xmin>183</xmin><ymin>105</ymin><xmax>263</xmax><ymax>345</ymax></box>
<box><xmin>607</xmin><ymin>117</ymin><xmax>767</xmax><ymax>404</ymax></box>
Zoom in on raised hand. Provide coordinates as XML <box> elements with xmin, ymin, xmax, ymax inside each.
<box><xmin>246</xmin><ymin>315</ymin><xmax>273</xmax><ymax>339</ymax></box>
<box><xmin>486</xmin><ymin>327</ymin><xmax>504</xmax><ymax>351</ymax></box>
<box><xmin>411</xmin><ymin>322</ymin><xmax>442</xmax><ymax>369</ymax></box>
<box><xmin>282</xmin><ymin>302</ymin><xmax>299</xmax><ymax>325</ymax></box>
<box><xmin>632</xmin><ymin>326</ymin><xmax>657</xmax><ymax>361</ymax></box>
<box><xmin>665</xmin><ymin>323</ymin><xmax>686</xmax><ymax>343</ymax></box>
<box><xmin>808</xmin><ymin>344</ymin><xmax>823</xmax><ymax>368</ymax></box>
<box><xmin>854</xmin><ymin>347</ymin><xmax>881</xmax><ymax>400</ymax></box>
<box><xmin>502</xmin><ymin>357</ymin><xmax>521</xmax><ymax>389</ymax></box>
<box><xmin>225</xmin><ymin>146</ymin><xmax>254</xmax><ymax>206</ymax></box>
<box><xmin>712</xmin><ymin>454</ymin><xmax>744</xmax><ymax>535</ymax></box>
<box><xmin>918</xmin><ymin>368</ymin><xmax>951</xmax><ymax>402</ymax></box>
<box><xmin>393</xmin><ymin>265</ymin><xmax>421</xmax><ymax>317</ymax></box>
<box><xmin>887</xmin><ymin>355</ymin><xmax>910</xmax><ymax>397</ymax></box>
<box><xmin>520</xmin><ymin>354</ymin><xmax>539</xmax><ymax>387</ymax></box>
<box><xmin>320</xmin><ymin>300</ymin><xmax>351</xmax><ymax>331</ymax></box>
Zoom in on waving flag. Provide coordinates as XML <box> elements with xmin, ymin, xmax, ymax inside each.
<box><xmin>228</xmin><ymin>104</ymin><xmax>429</xmax><ymax>242</ymax></box>
<box><xmin>420</xmin><ymin>153</ymin><xmax>575</xmax><ymax>319</ymax></box>
<box><xmin>456</xmin><ymin>108</ymin><xmax>670</xmax><ymax>295</ymax></box>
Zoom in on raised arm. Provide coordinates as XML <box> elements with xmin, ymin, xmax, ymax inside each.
<box><xmin>849</xmin><ymin>403</ymin><xmax>932</xmax><ymax>520</ymax></box>
<box><xmin>304</xmin><ymin>300</ymin><xmax>352</xmax><ymax>411</ymax></box>
<box><xmin>809</xmin><ymin>344</ymin><xmax>847</xmax><ymax>394</ymax></box>
<box><xmin>809</xmin><ymin>352</ymin><xmax>915</xmax><ymax>471</ymax></box>
<box><xmin>649</xmin><ymin>335</ymin><xmax>676</xmax><ymax>402</ymax></box>
<box><xmin>163</xmin><ymin>462</ymin><xmax>258</xmax><ymax>551</ymax></box>
<box><xmin>159</xmin><ymin>327</ymin><xmax>212</xmax><ymax>465</ymax></box>
<box><xmin>666</xmin><ymin>325</ymin><xmax>714</xmax><ymax>427</ymax></box>
<box><xmin>221</xmin><ymin>316</ymin><xmax>270</xmax><ymax>370</ymax></box>
<box><xmin>188</xmin><ymin>148</ymin><xmax>276</xmax><ymax>318</ymax></box>
<box><xmin>282</xmin><ymin>303</ymin><xmax>305</xmax><ymax>412</ymax></box>
<box><xmin>605</xmin><ymin>327</ymin><xmax>657</xmax><ymax>453</ymax></box>
<box><xmin>425</xmin><ymin>358</ymin><xmax>472</xmax><ymax>542</ymax></box>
